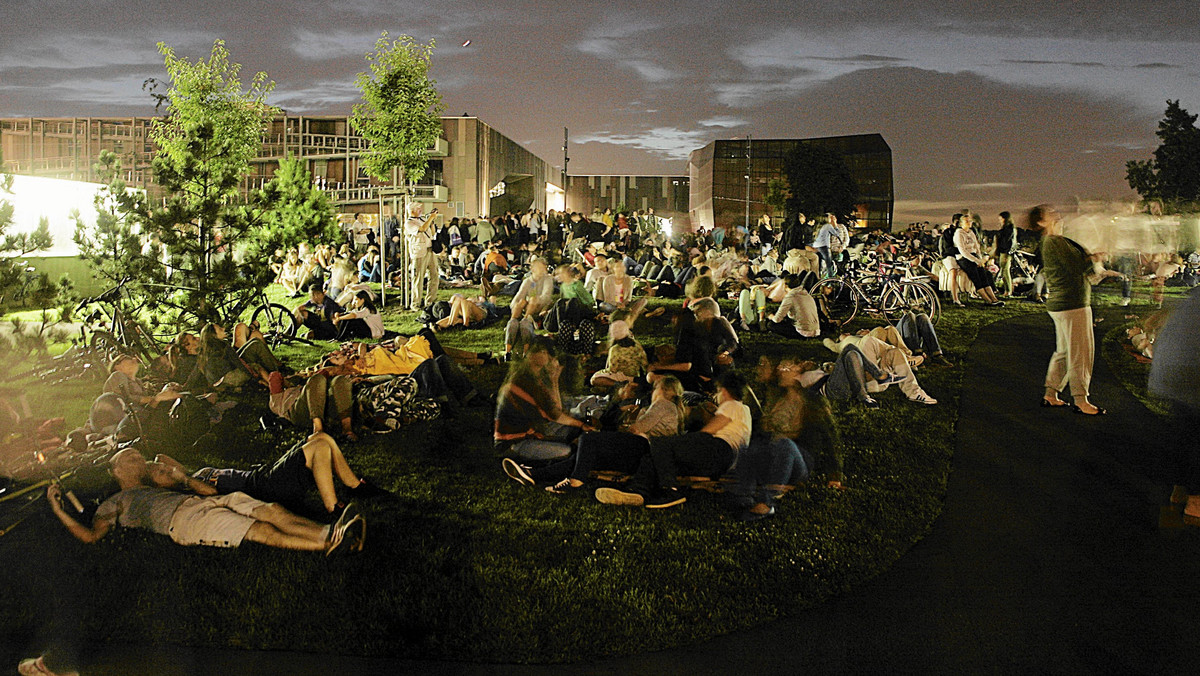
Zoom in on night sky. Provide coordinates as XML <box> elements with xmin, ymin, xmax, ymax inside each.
<box><xmin>2</xmin><ymin>0</ymin><xmax>1198</xmax><ymax>223</ymax></box>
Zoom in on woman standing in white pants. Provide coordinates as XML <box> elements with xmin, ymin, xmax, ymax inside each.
<box><xmin>1030</xmin><ymin>204</ymin><xmax>1106</xmax><ymax>415</ymax></box>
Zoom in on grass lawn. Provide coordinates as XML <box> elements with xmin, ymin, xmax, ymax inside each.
<box><xmin>0</xmin><ymin>280</ymin><xmax>1149</xmax><ymax>664</ymax></box>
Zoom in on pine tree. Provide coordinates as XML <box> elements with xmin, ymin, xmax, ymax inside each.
<box><xmin>0</xmin><ymin>161</ymin><xmax>54</xmax><ymax>312</ymax></box>
<box><xmin>74</xmin><ymin>41</ymin><xmax>281</xmax><ymax>329</ymax></box>
<box><xmin>253</xmin><ymin>156</ymin><xmax>341</xmax><ymax>256</ymax></box>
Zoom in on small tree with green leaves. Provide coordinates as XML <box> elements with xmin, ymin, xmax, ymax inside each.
<box><xmin>252</xmin><ymin>156</ymin><xmax>340</xmax><ymax>256</ymax></box>
<box><xmin>1126</xmin><ymin>100</ymin><xmax>1200</xmax><ymax>212</ymax></box>
<box><xmin>764</xmin><ymin>177</ymin><xmax>791</xmax><ymax>221</ymax></box>
<box><xmin>782</xmin><ymin>143</ymin><xmax>860</xmax><ymax>224</ymax></box>
<box><xmin>351</xmin><ymin>32</ymin><xmax>446</xmax><ymax>185</ymax></box>
<box><xmin>75</xmin><ymin>41</ymin><xmax>281</xmax><ymax>329</ymax></box>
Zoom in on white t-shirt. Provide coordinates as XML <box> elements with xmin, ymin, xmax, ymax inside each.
<box><xmin>711</xmin><ymin>399</ymin><xmax>752</xmax><ymax>451</ymax></box>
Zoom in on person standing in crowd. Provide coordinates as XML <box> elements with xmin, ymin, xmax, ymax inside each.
<box><xmin>405</xmin><ymin>203</ymin><xmax>440</xmax><ymax>311</ymax></box>
<box><xmin>1030</xmin><ymin>204</ymin><xmax>1105</xmax><ymax>415</ymax></box>
<box><xmin>995</xmin><ymin>211</ymin><xmax>1019</xmax><ymax>296</ymax></box>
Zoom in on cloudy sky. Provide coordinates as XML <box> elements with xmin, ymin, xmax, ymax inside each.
<box><xmin>2</xmin><ymin>0</ymin><xmax>1198</xmax><ymax>223</ymax></box>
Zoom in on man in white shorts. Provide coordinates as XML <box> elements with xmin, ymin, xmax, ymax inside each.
<box><xmin>47</xmin><ymin>447</ymin><xmax>363</xmax><ymax>555</ymax></box>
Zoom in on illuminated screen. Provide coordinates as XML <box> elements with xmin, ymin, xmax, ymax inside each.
<box><xmin>3</xmin><ymin>175</ymin><xmax>107</xmax><ymax>257</ymax></box>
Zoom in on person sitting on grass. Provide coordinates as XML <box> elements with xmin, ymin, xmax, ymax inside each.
<box><xmin>294</xmin><ymin>283</ymin><xmax>344</xmax><ymax>340</ymax></box>
<box><xmin>589</xmin><ymin>320</ymin><xmax>648</xmax><ymax>389</ymax></box>
<box><xmin>149</xmin><ymin>432</ymin><xmax>389</xmax><ymax>517</ymax></box>
<box><xmin>504</xmin><ymin>375</ymin><xmax>687</xmax><ymax>494</ymax></box>
<box><xmin>46</xmin><ymin>447</ymin><xmax>364</xmax><ymax>555</ymax></box>
<box><xmin>690</xmin><ymin>297</ymin><xmax>741</xmax><ymax>375</ymax></box>
<box><xmin>494</xmin><ymin>338</ymin><xmax>594</xmax><ymax>462</ymax></box>
<box><xmin>503</xmin><ymin>258</ymin><xmax>556</xmax><ymax>358</ymax></box>
<box><xmin>595</xmin><ymin>370</ymin><xmax>752</xmax><ymax>509</ymax></box>
<box><xmin>731</xmin><ymin>357</ymin><xmax>843</xmax><ymax>521</ymax></box>
<box><xmin>647</xmin><ymin>310</ymin><xmax>711</xmax><ymax>393</ymax></box>
<box><xmin>104</xmin><ymin>354</ymin><xmax>184</xmax><ymax>411</ymax></box>
<box><xmin>764</xmin><ymin>272</ymin><xmax>820</xmax><ymax>339</ymax></box>
<box><xmin>332</xmin><ymin>290</ymin><xmax>385</xmax><ymax>341</ymax></box>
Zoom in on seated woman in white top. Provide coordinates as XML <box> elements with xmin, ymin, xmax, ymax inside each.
<box><xmin>596</xmin><ymin>370</ymin><xmax>753</xmax><ymax>508</ymax></box>
<box><xmin>333</xmin><ymin>291</ymin><xmax>385</xmax><ymax>340</ymax></box>
<box><xmin>503</xmin><ymin>259</ymin><xmax>556</xmax><ymax>356</ymax></box>
<box><xmin>584</xmin><ymin>255</ymin><xmax>611</xmax><ymax>304</ymax></box>
<box><xmin>953</xmin><ymin>224</ymin><xmax>1004</xmax><ymax>306</ymax></box>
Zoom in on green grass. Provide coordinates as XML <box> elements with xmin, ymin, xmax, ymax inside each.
<box><xmin>0</xmin><ymin>284</ymin><xmax>1059</xmax><ymax>663</ymax></box>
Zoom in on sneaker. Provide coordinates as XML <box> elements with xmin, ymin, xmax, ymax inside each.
<box><xmin>1119</xmin><ymin>297</ymin><xmax>1131</xmax><ymax>307</ymax></box>
<box><xmin>907</xmin><ymin>391</ymin><xmax>938</xmax><ymax>405</ymax></box>
<box><xmin>595</xmin><ymin>487</ymin><xmax>645</xmax><ymax>506</ymax></box>
<box><xmin>738</xmin><ymin>505</ymin><xmax>776</xmax><ymax>522</ymax></box>
<box><xmin>351</xmin><ymin>477</ymin><xmax>392</xmax><ymax>499</ymax></box>
<box><xmin>644</xmin><ymin>490</ymin><xmax>687</xmax><ymax>509</ymax></box>
<box><xmin>502</xmin><ymin>458</ymin><xmax>535</xmax><ymax>487</ymax></box>
<box><xmin>929</xmin><ymin>354</ymin><xmax>954</xmax><ymax>368</ymax></box>
<box><xmin>988</xmin><ymin>300</ymin><xmax>1006</xmax><ymax>307</ymax></box>
<box><xmin>326</xmin><ymin>502</ymin><xmax>364</xmax><ymax>557</ymax></box>
<box><xmin>545</xmin><ymin>478</ymin><xmax>585</xmax><ymax>495</ymax></box>
<box><xmin>906</xmin><ymin>354</ymin><xmax>925</xmax><ymax>368</ymax></box>
<box><xmin>876</xmin><ymin>372</ymin><xmax>909</xmax><ymax>386</ymax></box>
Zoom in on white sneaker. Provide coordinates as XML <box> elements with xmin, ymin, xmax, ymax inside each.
<box><xmin>502</xmin><ymin>458</ymin><xmax>535</xmax><ymax>486</ymax></box>
<box><xmin>1119</xmin><ymin>297</ymin><xmax>1131</xmax><ymax>307</ymax></box>
<box><xmin>907</xmin><ymin>390</ymin><xmax>938</xmax><ymax>405</ymax></box>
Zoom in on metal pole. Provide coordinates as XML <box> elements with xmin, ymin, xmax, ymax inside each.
<box><xmin>377</xmin><ymin>191</ymin><xmax>385</xmax><ymax>309</ymax></box>
<box><xmin>562</xmin><ymin>127</ymin><xmax>569</xmax><ymax>212</ymax></box>
<box><xmin>745</xmin><ymin>135</ymin><xmax>751</xmax><ymax>234</ymax></box>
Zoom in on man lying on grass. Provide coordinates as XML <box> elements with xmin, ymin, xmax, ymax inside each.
<box><xmin>46</xmin><ymin>447</ymin><xmax>364</xmax><ymax>555</ymax></box>
<box><xmin>150</xmin><ymin>432</ymin><xmax>390</xmax><ymax>517</ymax></box>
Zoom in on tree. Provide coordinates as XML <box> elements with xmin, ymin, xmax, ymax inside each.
<box><xmin>253</xmin><ymin>156</ymin><xmax>340</xmax><ymax>256</ymax></box>
<box><xmin>0</xmin><ymin>161</ymin><xmax>55</xmax><ymax>312</ymax></box>
<box><xmin>75</xmin><ymin>41</ymin><xmax>281</xmax><ymax>329</ymax></box>
<box><xmin>781</xmin><ymin>143</ymin><xmax>860</xmax><ymax>224</ymax></box>
<box><xmin>350</xmin><ymin>32</ymin><xmax>446</xmax><ymax>185</ymax></box>
<box><xmin>1126</xmin><ymin>100</ymin><xmax>1200</xmax><ymax>211</ymax></box>
<box><xmin>764</xmin><ymin>177</ymin><xmax>791</xmax><ymax>220</ymax></box>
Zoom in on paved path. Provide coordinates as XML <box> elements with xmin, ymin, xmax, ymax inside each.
<box><xmin>28</xmin><ymin>308</ymin><xmax>1200</xmax><ymax>674</ymax></box>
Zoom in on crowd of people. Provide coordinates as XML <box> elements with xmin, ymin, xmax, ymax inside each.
<box><xmin>43</xmin><ymin>198</ymin><xmax>1200</xmax><ymax>560</ymax></box>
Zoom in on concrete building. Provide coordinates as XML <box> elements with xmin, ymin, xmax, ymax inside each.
<box><xmin>565</xmin><ymin>175</ymin><xmax>689</xmax><ymax>218</ymax></box>
<box><xmin>0</xmin><ymin>115</ymin><xmax>563</xmax><ymax>221</ymax></box>
<box><xmin>688</xmin><ymin>134</ymin><xmax>894</xmax><ymax>233</ymax></box>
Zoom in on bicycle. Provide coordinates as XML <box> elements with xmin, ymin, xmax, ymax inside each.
<box><xmin>810</xmin><ymin>261</ymin><xmax>942</xmax><ymax>329</ymax></box>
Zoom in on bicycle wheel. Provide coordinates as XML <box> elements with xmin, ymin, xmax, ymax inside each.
<box><xmin>251</xmin><ymin>303</ymin><xmax>299</xmax><ymax>340</ymax></box>
<box><xmin>810</xmin><ymin>278</ymin><xmax>859</xmax><ymax>328</ymax></box>
<box><xmin>904</xmin><ymin>281</ymin><xmax>941</xmax><ymax>326</ymax></box>
<box><xmin>89</xmin><ymin>331</ymin><xmax>121</xmax><ymax>362</ymax></box>
<box><xmin>881</xmin><ymin>282</ymin><xmax>940</xmax><ymax>326</ymax></box>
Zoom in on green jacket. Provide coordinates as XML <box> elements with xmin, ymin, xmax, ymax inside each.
<box><xmin>1040</xmin><ymin>235</ymin><xmax>1091</xmax><ymax>312</ymax></box>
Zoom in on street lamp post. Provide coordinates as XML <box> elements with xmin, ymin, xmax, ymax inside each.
<box><xmin>744</xmin><ymin>134</ymin><xmax>752</xmax><ymax>234</ymax></box>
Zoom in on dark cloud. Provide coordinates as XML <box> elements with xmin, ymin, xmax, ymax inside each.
<box><xmin>808</xmin><ymin>54</ymin><xmax>907</xmax><ymax>63</ymax></box>
<box><xmin>1134</xmin><ymin>62</ymin><xmax>1180</xmax><ymax>69</ymax></box>
<box><xmin>1004</xmin><ymin>59</ymin><xmax>1107</xmax><ymax>68</ymax></box>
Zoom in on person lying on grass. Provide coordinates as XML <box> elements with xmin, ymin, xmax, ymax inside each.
<box><xmin>47</xmin><ymin>447</ymin><xmax>364</xmax><ymax>555</ymax></box>
<box><xmin>595</xmin><ymin>370</ymin><xmax>753</xmax><ymax>509</ymax></box>
<box><xmin>306</xmin><ymin>329</ymin><xmax>495</xmax><ymax>377</ymax></box>
<box><xmin>149</xmin><ymin>432</ymin><xmax>389</xmax><ymax>516</ymax></box>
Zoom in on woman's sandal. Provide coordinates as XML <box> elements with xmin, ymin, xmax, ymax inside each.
<box><xmin>1070</xmin><ymin>403</ymin><xmax>1107</xmax><ymax>416</ymax></box>
<box><xmin>1040</xmin><ymin>398</ymin><xmax>1069</xmax><ymax>408</ymax></box>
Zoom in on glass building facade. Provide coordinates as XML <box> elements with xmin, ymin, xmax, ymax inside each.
<box><xmin>688</xmin><ymin>134</ymin><xmax>893</xmax><ymax>233</ymax></box>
